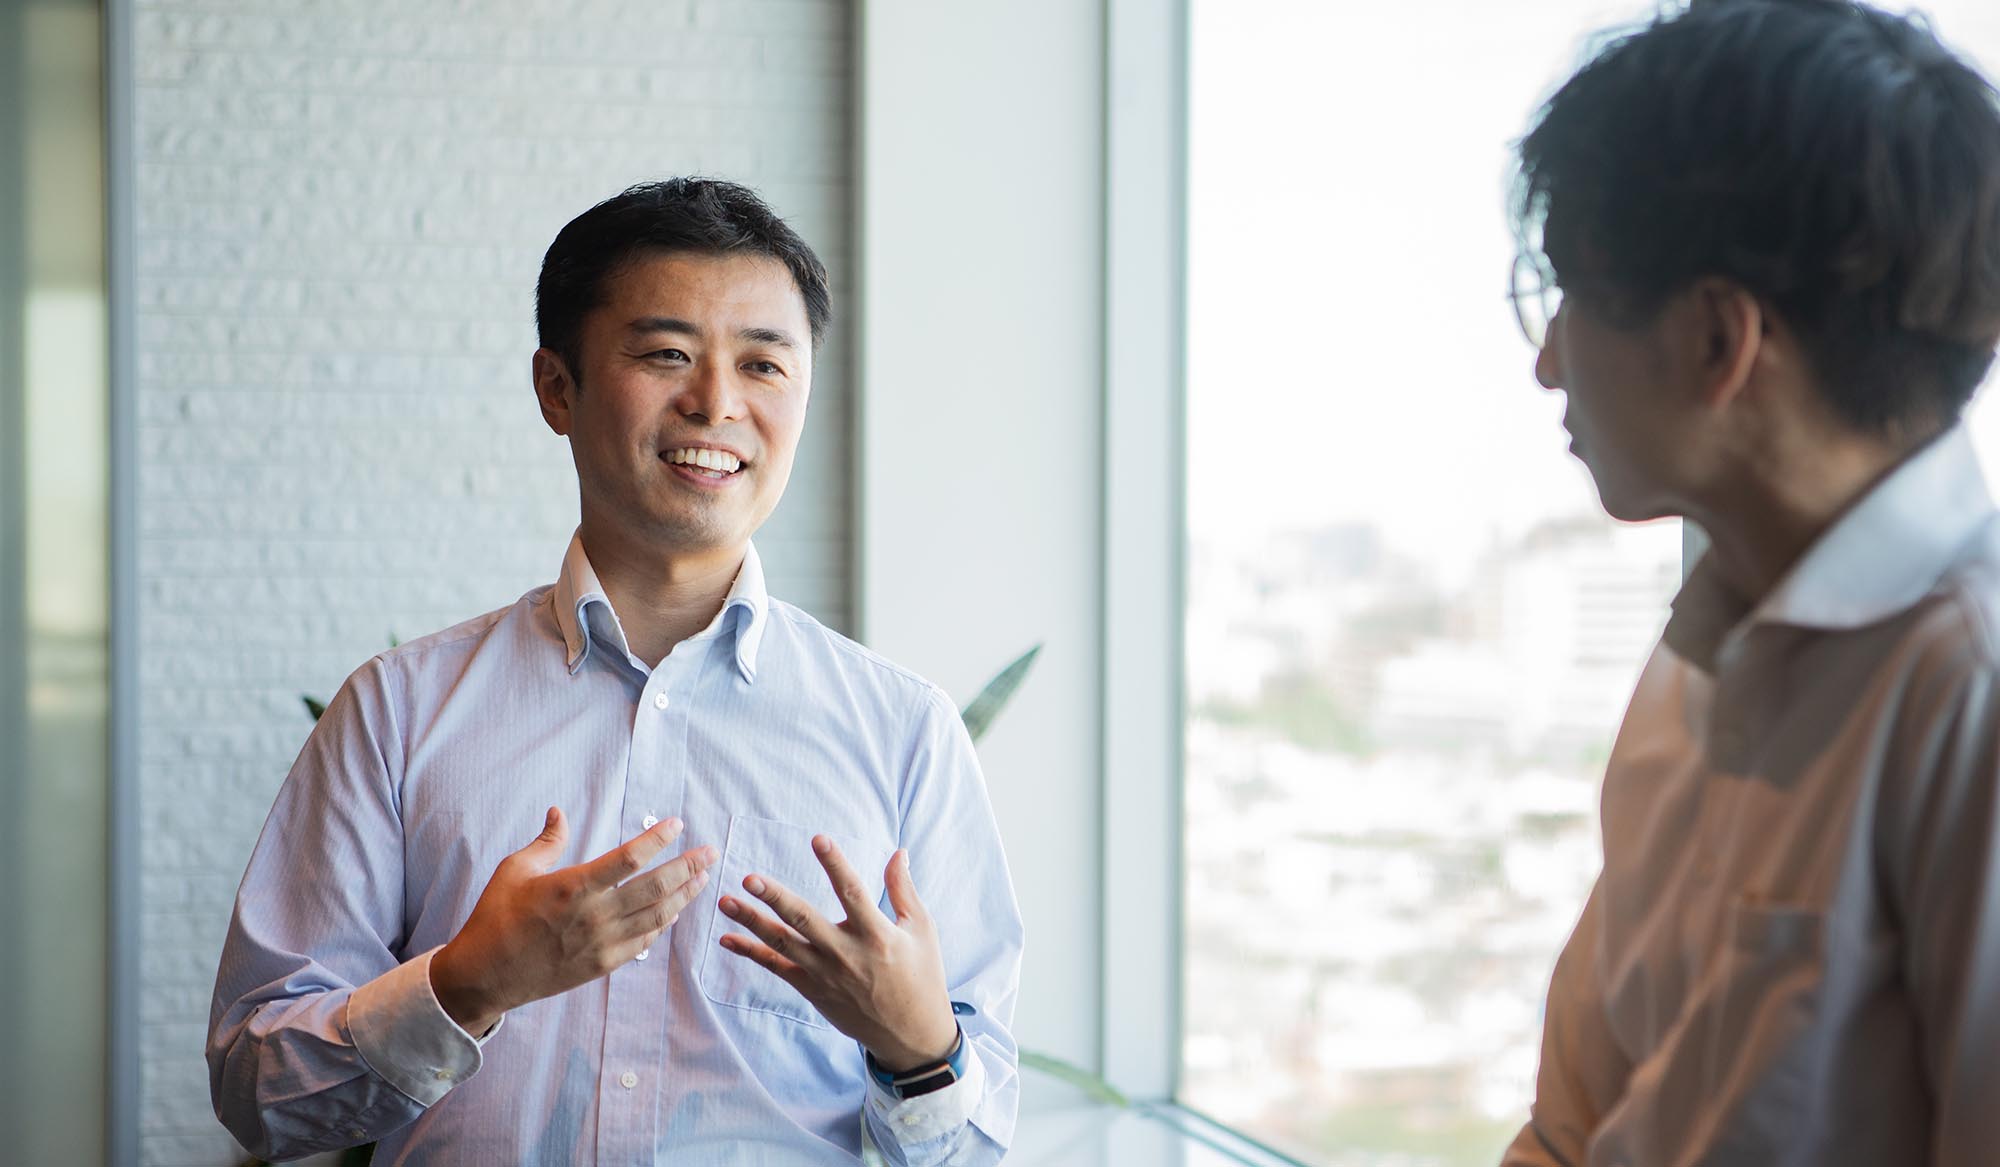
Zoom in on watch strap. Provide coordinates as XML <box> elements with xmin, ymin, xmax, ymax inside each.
<box><xmin>866</xmin><ymin>1025</ymin><xmax>967</xmax><ymax>1099</ymax></box>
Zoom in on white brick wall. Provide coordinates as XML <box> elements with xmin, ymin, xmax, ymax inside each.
<box><xmin>132</xmin><ymin>2</ymin><xmax>851</xmax><ymax>1161</ymax></box>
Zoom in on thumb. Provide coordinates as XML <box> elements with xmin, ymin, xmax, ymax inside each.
<box><xmin>885</xmin><ymin>849</ymin><xmax>927</xmax><ymax>926</ymax></box>
<box><xmin>517</xmin><ymin>806</ymin><xmax>568</xmax><ymax>871</ymax></box>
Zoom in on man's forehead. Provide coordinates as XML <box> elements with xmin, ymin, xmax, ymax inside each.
<box><xmin>606</xmin><ymin>250</ymin><xmax>802</xmax><ymax>309</ymax></box>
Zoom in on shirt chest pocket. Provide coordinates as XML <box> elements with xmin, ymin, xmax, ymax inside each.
<box><xmin>1697</xmin><ymin>897</ymin><xmax>1828</xmax><ymax>1161</ymax></box>
<box><xmin>697</xmin><ymin>814</ymin><xmax>896</xmax><ymax>1029</ymax></box>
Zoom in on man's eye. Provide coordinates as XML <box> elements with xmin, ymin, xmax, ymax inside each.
<box><xmin>748</xmin><ymin>361</ymin><xmax>783</xmax><ymax>376</ymax></box>
<box><xmin>650</xmin><ymin>348</ymin><xmax>690</xmax><ymax>362</ymax></box>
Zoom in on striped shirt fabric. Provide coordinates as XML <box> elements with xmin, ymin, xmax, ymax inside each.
<box><xmin>209</xmin><ymin>535</ymin><xmax>1023</xmax><ymax>1165</ymax></box>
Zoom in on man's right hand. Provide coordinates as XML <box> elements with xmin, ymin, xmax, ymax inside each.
<box><xmin>430</xmin><ymin>807</ymin><xmax>716</xmax><ymax>1036</ymax></box>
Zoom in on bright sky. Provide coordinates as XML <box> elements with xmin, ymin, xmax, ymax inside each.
<box><xmin>1188</xmin><ymin>0</ymin><xmax>2000</xmax><ymax>559</ymax></box>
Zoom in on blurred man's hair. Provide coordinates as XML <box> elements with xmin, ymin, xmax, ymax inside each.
<box><xmin>1515</xmin><ymin>0</ymin><xmax>2000</xmax><ymax>435</ymax></box>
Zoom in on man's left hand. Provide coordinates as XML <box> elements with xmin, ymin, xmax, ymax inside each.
<box><xmin>717</xmin><ymin>838</ymin><xmax>959</xmax><ymax>1071</ymax></box>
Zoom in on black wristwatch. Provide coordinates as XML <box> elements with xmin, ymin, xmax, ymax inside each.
<box><xmin>865</xmin><ymin>1024</ymin><xmax>969</xmax><ymax>1099</ymax></box>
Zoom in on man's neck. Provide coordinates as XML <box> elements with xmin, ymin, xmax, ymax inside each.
<box><xmin>578</xmin><ymin>523</ymin><xmax>747</xmax><ymax>669</ymax></box>
<box><xmin>1687</xmin><ymin>425</ymin><xmax>1922</xmax><ymax>608</ymax></box>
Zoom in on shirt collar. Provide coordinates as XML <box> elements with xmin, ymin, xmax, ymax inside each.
<box><xmin>549</xmin><ymin>531</ymin><xmax>769</xmax><ymax>682</ymax></box>
<box><xmin>1665</xmin><ymin>426</ymin><xmax>1996</xmax><ymax>673</ymax></box>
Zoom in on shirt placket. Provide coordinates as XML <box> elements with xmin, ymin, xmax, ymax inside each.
<box><xmin>595</xmin><ymin>650</ymin><xmax>697</xmax><ymax>1165</ymax></box>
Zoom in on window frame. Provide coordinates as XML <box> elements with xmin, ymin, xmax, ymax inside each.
<box><xmin>1097</xmin><ymin>0</ymin><xmax>1191</xmax><ymax>1106</ymax></box>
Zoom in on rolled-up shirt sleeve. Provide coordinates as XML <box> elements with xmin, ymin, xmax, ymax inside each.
<box><xmin>863</xmin><ymin>684</ymin><xmax>1024</xmax><ymax>1167</ymax></box>
<box><xmin>348</xmin><ymin>947</ymin><xmax>493</xmax><ymax>1105</ymax></box>
<box><xmin>864</xmin><ymin>1043</ymin><xmax>987</xmax><ymax>1151</ymax></box>
<box><xmin>208</xmin><ymin>657</ymin><xmax>481</xmax><ymax>1161</ymax></box>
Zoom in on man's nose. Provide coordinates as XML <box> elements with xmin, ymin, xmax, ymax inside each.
<box><xmin>1533</xmin><ymin>316</ymin><xmax>1563</xmax><ymax>391</ymax></box>
<box><xmin>679</xmin><ymin>357</ymin><xmax>745</xmax><ymax>423</ymax></box>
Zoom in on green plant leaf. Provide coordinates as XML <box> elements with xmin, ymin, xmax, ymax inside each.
<box><xmin>301</xmin><ymin>634</ymin><xmax>396</xmax><ymax>723</ymax></box>
<box><xmin>959</xmin><ymin>645</ymin><xmax>1042</xmax><ymax>744</ymax></box>
<box><xmin>1019</xmin><ymin>1049</ymin><xmax>1130</xmax><ymax>1107</ymax></box>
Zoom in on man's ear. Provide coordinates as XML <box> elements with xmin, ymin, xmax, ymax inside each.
<box><xmin>532</xmin><ymin>348</ymin><xmax>578</xmax><ymax>436</ymax></box>
<box><xmin>1688</xmin><ymin>277</ymin><xmax>1763</xmax><ymax>412</ymax></box>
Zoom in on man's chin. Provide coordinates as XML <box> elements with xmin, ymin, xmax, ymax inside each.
<box><xmin>1592</xmin><ymin>485</ymin><xmax>1675</xmax><ymax>525</ymax></box>
<box><xmin>585</xmin><ymin>509</ymin><xmax>754</xmax><ymax>562</ymax></box>
<box><xmin>648</xmin><ymin>524</ymin><xmax>752</xmax><ymax>558</ymax></box>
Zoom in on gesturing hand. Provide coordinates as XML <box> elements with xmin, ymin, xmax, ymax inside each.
<box><xmin>431</xmin><ymin>807</ymin><xmax>717</xmax><ymax>1036</ymax></box>
<box><xmin>717</xmin><ymin>837</ymin><xmax>959</xmax><ymax>1072</ymax></box>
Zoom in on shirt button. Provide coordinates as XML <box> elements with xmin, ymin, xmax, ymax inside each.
<box><xmin>900</xmin><ymin>1113</ymin><xmax>922</xmax><ymax>1127</ymax></box>
<box><xmin>642</xmin><ymin>814</ymin><xmax>659</xmax><ymax>830</ymax></box>
<box><xmin>620</xmin><ymin>1070</ymin><xmax>639</xmax><ymax>1089</ymax></box>
<box><xmin>433</xmin><ymin>1068</ymin><xmax>453</xmax><ymax>1081</ymax></box>
<box><xmin>634</xmin><ymin>947</ymin><xmax>650</xmax><ymax>961</ymax></box>
<box><xmin>653</xmin><ymin>692</ymin><xmax>670</xmax><ymax>710</ymax></box>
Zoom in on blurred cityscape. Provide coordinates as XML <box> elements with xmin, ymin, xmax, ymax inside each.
<box><xmin>1180</xmin><ymin>514</ymin><xmax>1682</xmax><ymax>1167</ymax></box>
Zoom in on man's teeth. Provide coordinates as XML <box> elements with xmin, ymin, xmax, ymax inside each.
<box><xmin>666</xmin><ymin>448</ymin><xmax>742</xmax><ymax>474</ymax></box>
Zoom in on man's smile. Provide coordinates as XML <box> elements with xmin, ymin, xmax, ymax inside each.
<box><xmin>661</xmin><ymin>444</ymin><xmax>748</xmax><ymax>484</ymax></box>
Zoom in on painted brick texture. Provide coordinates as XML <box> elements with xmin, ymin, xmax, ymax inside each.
<box><xmin>132</xmin><ymin>2</ymin><xmax>851</xmax><ymax>1161</ymax></box>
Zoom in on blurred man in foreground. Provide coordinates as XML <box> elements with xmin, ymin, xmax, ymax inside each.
<box><xmin>1504</xmin><ymin>2</ymin><xmax>2000</xmax><ymax>1163</ymax></box>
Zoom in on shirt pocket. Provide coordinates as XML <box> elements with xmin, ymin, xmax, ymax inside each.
<box><xmin>696</xmin><ymin>814</ymin><xmax>894</xmax><ymax>1029</ymax></box>
<box><xmin>1698</xmin><ymin>896</ymin><xmax>1828</xmax><ymax>1161</ymax></box>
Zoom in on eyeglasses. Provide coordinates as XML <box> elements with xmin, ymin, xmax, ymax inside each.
<box><xmin>1509</xmin><ymin>251</ymin><xmax>1562</xmax><ymax>350</ymax></box>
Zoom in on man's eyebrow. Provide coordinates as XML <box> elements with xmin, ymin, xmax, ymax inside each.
<box><xmin>626</xmin><ymin>316</ymin><xmax>705</xmax><ymax>338</ymax></box>
<box><xmin>625</xmin><ymin>319</ymin><xmax>799</xmax><ymax>351</ymax></box>
<box><xmin>739</xmin><ymin>327</ymin><xmax>800</xmax><ymax>351</ymax></box>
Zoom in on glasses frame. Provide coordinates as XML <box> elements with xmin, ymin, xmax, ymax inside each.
<box><xmin>1509</xmin><ymin>250</ymin><xmax>1563</xmax><ymax>350</ymax></box>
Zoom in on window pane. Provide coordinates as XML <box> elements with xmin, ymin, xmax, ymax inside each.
<box><xmin>1179</xmin><ymin>3</ymin><xmax>1672</xmax><ymax>1153</ymax></box>
<box><xmin>1179</xmin><ymin>4</ymin><xmax>2000</xmax><ymax>1165</ymax></box>
<box><xmin>0</xmin><ymin>1</ymin><xmax>111</xmax><ymax>1163</ymax></box>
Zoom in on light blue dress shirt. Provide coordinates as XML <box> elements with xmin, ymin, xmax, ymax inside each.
<box><xmin>209</xmin><ymin>535</ymin><xmax>1023</xmax><ymax>1165</ymax></box>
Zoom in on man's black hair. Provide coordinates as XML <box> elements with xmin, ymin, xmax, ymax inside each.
<box><xmin>1514</xmin><ymin>0</ymin><xmax>2000</xmax><ymax>434</ymax></box>
<box><xmin>535</xmin><ymin>177</ymin><xmax>832</xmax><ymax>384</ymax></box>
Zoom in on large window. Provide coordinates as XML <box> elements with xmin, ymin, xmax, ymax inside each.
<box><xmin>1178</xmin><ymin>3</ymin><xmax>2000</xmax><ymax>1164</ymax></box>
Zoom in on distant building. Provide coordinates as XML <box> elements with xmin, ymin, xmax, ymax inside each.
<box><xmin>1373</xmin><ymin>518</ymin><xmax>1679</xmax><ymax>757</ymax></box>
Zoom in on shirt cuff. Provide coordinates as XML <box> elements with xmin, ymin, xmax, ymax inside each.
<box><xmin>348</xmin><ymin>945</ymin><xmax>495</xmax><ymax>1107</ymax></box>
<box><xmin>865</xmin><ymin>1045</ymin><xmax>986</xmax><ymax>1147</ymax></box>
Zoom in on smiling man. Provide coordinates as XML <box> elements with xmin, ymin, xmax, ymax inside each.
<box><xmin>1503</xmin><ymin>3</ymin><xmax>2000</xmax><ymax>1166</ymax></box>
<box><xmin>208</xmin><ymin>179</ymin><xmax>1022</xmax><ymax>1165</ymax></box>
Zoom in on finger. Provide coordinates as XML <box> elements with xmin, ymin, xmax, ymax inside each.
<box><xmin>717</xmin><ymin>931</ymin><xmax>806</xmax><ymax>984</ymax></box>
<box><xmin>606</xmin><ymin>845</ymin><xmax>716</xmax><ymax>916</ymax></box>
<box><xmin>810</xmin><ymin>836</ymin><xmax>884</xmax><ymax>927</ymax></box>
<box><xmin>615</xmin><ymin>867</ymin><xmax>710</xmax><ymax>942</ymax></box>
<box><xmin>609</xmin><ymin>847</ymin><xmax>715</xmax><ymax>923</ymax></box>
<box><xmin>718</xmin><ymin>892</ymin><xmax>819</xmax><ymax>966</ymax></box>
<box><xmin>738</xmin><ymin>873</ymin><xmax>837</xmax><ymax>948</ymax></box>
<box><xmin>512</xmin><ymin>807</ymin><xmax>568</xmax><ymax>873</ymax></box>
<box><xmin>885</xmin><ymin>849</ymin><xmax>929</xmax><ymax>927</ymax></box>
<box><xmin>600</xmin><ymin>931</ymin><xmax>661</xmax><ymax>973</ymax></box>
<box><xmin>577</xmin><ymin>816</ymin><xmax>685</xmax><ymax>893</ymax></box>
